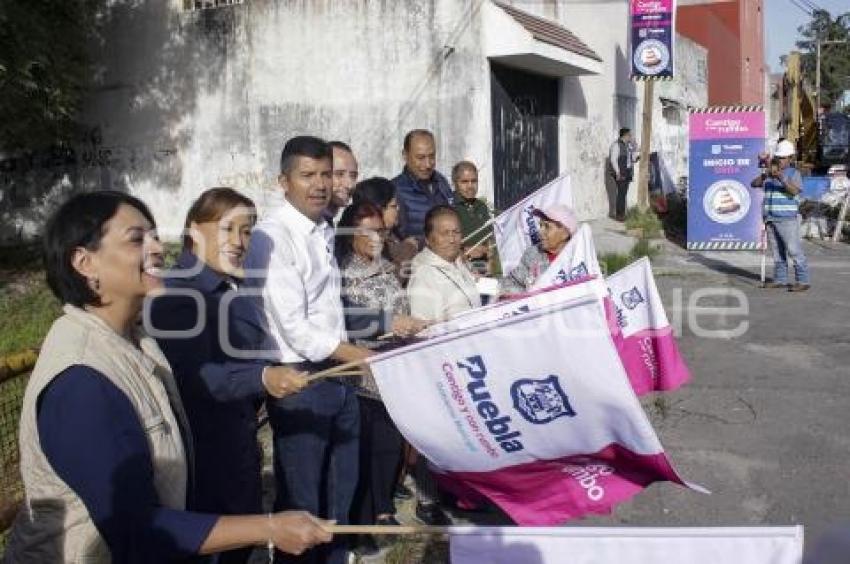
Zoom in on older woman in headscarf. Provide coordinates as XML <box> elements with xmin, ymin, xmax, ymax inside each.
<box><xmin>499</xmin><ymin>204</ymin><xmax>578</xmax><ymax>295</ymax></box>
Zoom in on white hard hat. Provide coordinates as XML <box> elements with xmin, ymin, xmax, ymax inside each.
<box><xmin>774</xmin><ymin>140</ymin><xmax>795</xmax><ymax>158</ymax></box>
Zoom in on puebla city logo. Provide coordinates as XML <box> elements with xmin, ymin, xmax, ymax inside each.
<box><xmin>555</xmin><ymin>261</ymin><xmax>589</xmax><ymax>284</ymax></box>
<box><xmin>620</xmin><ymin>286</ymin><xmax>645</xmax><ymax>310</ymax></box>
<box><xmin>511</xmin><ymin>375</ymin><xmax>576</xmax><ymax>425</ymax></box>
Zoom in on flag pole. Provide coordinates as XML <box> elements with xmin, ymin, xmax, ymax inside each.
<box><xmin>306</xmin><ymin>359</ymin><xmax>369</xmax><ymax>383</ymax></box>
<box><xmin>759</xmin><ymin>223</ymin><xmax>767</xmax><ymax>286</ymax></box>
<box><xmin>463</xmin><ymin>234</ymin><xmax>493</xmax><ymax>257</ymax></box>
<box><xmin>324</xmin><ymin>524</ymin><xmax>451</xmax><ymax>535</ymax></box>
<box><xmin>461</xmin><ymin>217</ymin><xmax>495</xmax><ymax>245</ymax></box>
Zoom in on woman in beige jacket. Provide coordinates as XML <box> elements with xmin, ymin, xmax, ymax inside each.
<box><xmin>4</xmin><ymin>191</ymin><xmax>331</xmax><ymax>563</ymax></box>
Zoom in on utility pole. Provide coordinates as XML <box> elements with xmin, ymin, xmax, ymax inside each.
<box><xmin>636</xmin><ymin>80</ymin><xmax>655</xmax><ymax>211</ymax></box>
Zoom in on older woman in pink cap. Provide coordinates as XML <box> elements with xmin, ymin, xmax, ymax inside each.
<box><xmin>499</xmin><ymin>204</ymin><xmax>578</xmax><ymax>294</ymax></box>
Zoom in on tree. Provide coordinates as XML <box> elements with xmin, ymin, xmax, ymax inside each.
<box><xmin>0</xmin><ymin>0</ymin><xmax>104</xmax><ymax>152</ymax></box>
<box><xmin>795</xmin><ymin>9</ymin><xmax>850</xmax><ymax>107</ymax></box>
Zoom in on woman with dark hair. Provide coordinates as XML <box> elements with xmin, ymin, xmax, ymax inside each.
<box><xmin>351</xmin><ymin>177</ymin><xmax>417</xmax><ymax>281</ymax></box>
<box><xmin>149</xmin><ymin>188</ymin><xmax>309</xmax><ymax>564</ymax></box>
<box><xmin>334</xmin><ymin>200</ymin><xmax>427</xmax><ymax>556</ymax></box>
<box><xmin>5</xmin><ymin>191</ymin><xmax>331</xmax><ymax>563</ymax></box>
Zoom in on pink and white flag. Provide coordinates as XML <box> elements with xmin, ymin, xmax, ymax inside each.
<box><xmin>493</xmin><ymin>174</ymin><xmax>573</xmax><ymax>272</ymax></box>
<box><xmin>449</xmin><ymin>526</ymin><xmax>803</xmax><ymax>564</ymax></box>
<box><xmin>370</xmin><ymin>296</ymin><xmax>705</xmax><ymax>525</ymax></box>
<box><xmin>606</xmin><ymin>257</ymin><xmax>691</xmax><ymax>395</ymax></box>
<box><xmin>424</xmin><ymin>257</ymin><xmax>689</xmax><ymax>396</ymax></box>
<box><xmin>531</xmin><ymin>223</ymin><xmax>602</xmax><ymax>290</ymax></box>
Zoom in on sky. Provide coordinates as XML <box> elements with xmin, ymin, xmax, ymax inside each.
<box><xmin>764</xmin><ymin>0</ymin><xmax>850</xmax><ymax>72</ymax></box>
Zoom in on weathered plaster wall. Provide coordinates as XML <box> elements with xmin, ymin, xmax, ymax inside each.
<box><xmin>0</xmin><ymin>0</ymin><xmax>708</xmax><ymax>242</ymax></box>
<box><xmin>1</xmin><ymin>0</ymin><xmax>491</xmax><ymax>240</ymax></box>
<box><xmin>551</xmin><ymin>0</ymin><xmax>636</xmax><ymax>220</ymax></box>
<box><xmin>654</xmin><ymin>36</ymin><xmax>709</xmax><ymax>194</ymax></box>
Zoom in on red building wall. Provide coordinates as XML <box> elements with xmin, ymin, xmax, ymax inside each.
<box><xmin>677</xmin><ymin>0</ymin><xmax>765</xmax><ymax>106</ymax></box>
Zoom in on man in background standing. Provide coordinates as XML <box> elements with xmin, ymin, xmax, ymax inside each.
<box><xmin>750</xmin><ymin>139</ymin><xmax>810</xmax><ymax>292</ymax></box>
<box><xmin>324</xmin><ymin>141</ymin><xmax>359</xmax><ymax>224</ymax></box>
<box><xmin>392</xmin><ymin>129</ymin><xmax>454</xmax><ymax>246</ymax></box>
<box><xmin>609</xmin><ymin>127</ymin><xmax>637</xmax><ymax>221</ymax></box>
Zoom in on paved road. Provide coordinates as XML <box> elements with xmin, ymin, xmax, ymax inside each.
<box><xmin>258</xmin><ymin>238</ymin><xmax>850</xmax><ymax>561</ymax></box>
<box><xmin>575</xmin><ymin>239</ymin><xmax>850</xmax><ymax>555</ymax></box>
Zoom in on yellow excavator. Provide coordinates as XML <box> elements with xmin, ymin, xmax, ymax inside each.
<box><xmin>777</xmin><ymin>52</ymin><xmax>850</xmax><ymax>173</ymax></box>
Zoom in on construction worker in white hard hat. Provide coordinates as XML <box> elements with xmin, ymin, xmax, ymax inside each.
<box><xmin>750</xmin><ymin>139</ymin><xmax>811</xmax><ymax>292</ymax></box>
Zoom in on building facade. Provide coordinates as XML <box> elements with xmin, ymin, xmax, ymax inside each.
<box><xmin>1</xmin><ymin>0</ymin><xmax>709</xmax><ymax>241</ymax></box>
<box><xmin>678</xmin><ymin>0</ymin><xmax>765</xmax><ymax>106</ymax></box>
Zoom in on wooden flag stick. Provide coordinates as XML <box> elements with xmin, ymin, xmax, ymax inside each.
<box><xmin>324</xmin><ymin>524</ymin><xmax>451</xmax><ymax>536</ymax></box>
<box><xmin>325</xmin><ymin>370</ymin><xmax>364</xmax><ymax>378</ymax></box>
<box><xmin>305</xmin><ymin>359</ymin><xmax>369</xmax><ymax>383</ymax></box>
<box><xmin>463</xmin><ymin>234</ymin><xmax>493</xmax><ymax>257</ymax></box>
<box><xmin>461</xmin><ymin>218</ymin><xmax>495</xmax><ymax>245</ymax></box>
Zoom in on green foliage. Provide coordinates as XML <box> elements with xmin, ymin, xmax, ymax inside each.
<box><xmin>624</xmin><ymin>206</ymin><xmax>663</xmax><ymax>238</ymax></box>
<box><xmin>0</xmin><ymin>0</ymin><xmax>104</xmax><ymax>150</ymax></box>
<box><xmin>795</xmin><ymin>9</ymin><xmax>850</xmax><ymax>106</ymax></box>
<box><xmin>0</xmin><ymin>275</ymin><xmax>61</xmax><ymax>356</ymax></box>
<box><xmin>0</xmin><ymin>243</ymin><xmax>60</xmax><ymax>356</ymax></box>
<box><xmin>599</xmin><ymin>237</ymin><xmax>660</xmax><ymax>277</ymax></box>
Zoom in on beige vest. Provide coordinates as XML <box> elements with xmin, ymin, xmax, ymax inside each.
<box><xmin>4</xmin><ymin>305</ymin><xmax>190</xmax><ymax>564</ymax></box>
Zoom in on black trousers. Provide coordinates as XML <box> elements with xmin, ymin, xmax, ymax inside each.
<box><xmin>350</xmin><ymin>396</ymin><xmax>404</xmax><ymax>525</ymax></box>
<box><xmin>616</xmin><ymin>178</ymin><xmax>631</xmax><ymax>217</ymax></box>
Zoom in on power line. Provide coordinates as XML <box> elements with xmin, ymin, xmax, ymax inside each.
<box><xmin>787</xmin><ymin>0</ymin><xmax>812</xmax><ymax>16</ymax></box>
<box><xmin>797</xmin><ymin>0</ymin><xmax>825</xmax><ymax>14</ymax></box>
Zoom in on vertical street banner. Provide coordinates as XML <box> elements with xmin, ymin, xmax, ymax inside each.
<box><xmin>630</xmin><ymin>0</ymin><xmax>675</xmax><ymax>80</ymax></box>
<box><xmin>688</xmin><ymin>108</ymin><xmax>766</xmax><ymax>250</ymax></box>
<box><xmin>370</xmin><ymin>296</ymin><xmax>705</xmax><ymax>525</ymax></box>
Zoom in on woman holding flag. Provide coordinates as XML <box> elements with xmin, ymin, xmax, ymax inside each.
<box><xmin>500</xmin><ymin>204</ymin><xmax>578</xmax><ymax>294</ymax></box>
<box><xmin>335</xmin><ymin>200</ymin><xmax>429</xmax><ymax>555</ymax></box>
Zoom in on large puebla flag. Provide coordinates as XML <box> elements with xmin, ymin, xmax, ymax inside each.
<box><xmin>606</xmin><ymin>257</ymin><xmax>690</xmax><ymax>395</ymax></box>
<box><xmin>424</xmin><ymin>258</ymin><xmax>689</xmax><ymax>397</ymax></box>
<box><xmin>371</xmin><ymin>296</ymin><xmax>704</xmax><ymax>525</ymax></box>
<box><xmin>493</xmin><ymin>174</ymin><xmax>573</xmax><ymax>272</ymax></box>
<box><xmin>530</xmin><ymin>223</ymin><xmax>602</xmax><ymax>291</ymax></box>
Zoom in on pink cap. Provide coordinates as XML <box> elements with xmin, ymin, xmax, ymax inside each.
<box><xmin>533</xmin><ymin>205</ymin><xmax>578</xmax><ymax>235</ymax></box>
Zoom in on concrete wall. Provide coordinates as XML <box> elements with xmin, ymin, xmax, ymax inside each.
<box><xmin>539</xmin><ymin>0</ymin><xmax>636</xmax><ymax>220</ymax></box>
<box><xmin>654</xmin><ymin>36</ymin><xmax>709</xmax><ymax>193</ymax></box>
<box><xmin>678</xmin><ymin>0</ymin><xmax>765</xmax><ymax>106</ymax></box>
<box><xmin>0</xmin><ymin>0</ymin><xmax>709</xmax><ymax>242</ymax></box>
<box><xmin>1</xmin><ymin>0</ymin><xmax>492</xmax><ymax>241</ymax></box>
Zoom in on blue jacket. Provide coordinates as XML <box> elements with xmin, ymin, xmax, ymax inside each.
<box><xmin>150</xmin><ymin>250</ymin><xmax>266</xmax><ymax>515</ymax></box>
<box><xmin>392</xmin><ymin>168</ymin><xmax>455</xmax><ymax>240</ymax></box>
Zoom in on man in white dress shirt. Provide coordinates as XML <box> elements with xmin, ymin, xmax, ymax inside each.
<box><xmin>240</xmin><ymin>136</ymin><xmax>372</xmax><ymax>564</ymax></box>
